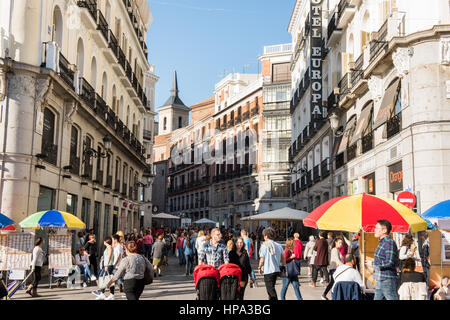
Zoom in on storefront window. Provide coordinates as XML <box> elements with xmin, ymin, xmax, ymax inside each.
<box><xmin>37</xmin><ymin>186</ymin><xmax>54</xmax><ymax>211</ymax></box>
<box><xmin>66</xmin><ymin>194</ymin><xmax>78</xmax><ymax>216</ymax></box>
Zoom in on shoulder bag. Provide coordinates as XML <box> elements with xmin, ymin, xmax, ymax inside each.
<box><xmin>143</xmin><ymin>256</ymin><xmax>154</xmax><ymax>285</ymax></box>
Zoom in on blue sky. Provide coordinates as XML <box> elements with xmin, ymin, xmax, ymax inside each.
<box><xmin>147</xmin><ymin>0</ymin><xmax>295</xmax><ymax>115</ymax></box>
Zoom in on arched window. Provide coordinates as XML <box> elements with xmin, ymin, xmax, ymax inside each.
<box><xmin>178</xmin><ymin>116</ymin><xmax>182</xmax><ymax>128</ymax></box>
<box><xmin>90</xmin><ymin>57</ymin><xmax>97</xmax><ymax>90</ymax></box>
<box><xmin>119</xmin><ymin>96</ymin><xmax>124</xmax><ymax>119</ymax></box>
<box><xmin>70</xmin><ymin>125</ymin><xmax>80</xmax><ymax>174</ymax></box>
<box><xmin>76</xmin><ymin>38</ymin><xmax>85</xmax><ymax>77</ymax></box>
<box><xmin>126</xmin><ymin>106</ymin><xmax>130</xmax><ymax>127</ymax></box>
<box><xmin>163</xmin><ymin>117</ymin><xmax>167</xmax><ymax>131</ymax></box>
<box><xmin>101</xmin><ymin>72</ymin><xmax>108</xmax><ymax>101</ymax></box>
<box><xmin>322</xmin><ymin>136</ymin><xmax>330</xmax><ymax>161</ymax></box>
<box><xmin>52</xmin><ymin>6</ymin><xmax>63</xmax><ymax>49</ymax></box>
<box><xmin>83</xmin><ymin>135</ymin><xmax>94</xmax><ymax>179</ymax></box>
<box><xmin>132</xmin><ymin>113</ymin><xmax>136</xmax><ymax>134</ymax></box>
<box><xmin>42</xmin><ymin>107</ymin><xmax>57</xmax><ymax>165</ymax></box>
<box><xmin>105</xmin><ymin>1</ymin><xmax>111</xmax><ymax>25</ymax></box>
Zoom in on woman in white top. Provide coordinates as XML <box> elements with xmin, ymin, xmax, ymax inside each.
<box><xmin>399</xmin><ymin>235</ymin><xmax>420</xmax><ymax>269</ymax></box>
<box><xmin>26</xmin><ymin>237</ymin><xmax>46</xmax><ymax>297</ymax></box>
<box><xmin>303</xmin><ymin>235</ymin><xmax>316</xmax><ymax>276</ymax></box>
<box><xmin>322</xmin><ymin>238</ymin><xmax>344</xmax><ymax>300</ymax></box>
<box><xmin>195</xmin><ymin>230</ymin><xmax>206</xmax><ymax>255</ymax></box>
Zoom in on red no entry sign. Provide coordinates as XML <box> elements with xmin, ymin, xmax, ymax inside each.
<box><xmin>396</xmin><ymin>191</ymin><xmax>416</xmax><ymax>209</ymax></box>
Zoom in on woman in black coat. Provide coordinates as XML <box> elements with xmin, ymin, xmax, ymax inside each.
<box><xmin>228</xmin><ymin>237</ymin><xmax>254</xmax><ymax>300</ymax></box>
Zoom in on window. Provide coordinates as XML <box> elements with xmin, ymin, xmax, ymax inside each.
<box><xmin>37</xmin><ymin>186</ymin><xmax>54</xmax><ymax>212</ymax></box>
<box><xmin>104</xmin><ymin>204</ymin><xmax>111</xmax><ymax>241</ymax></box>
<box><xmin>272</xmin><ymin>63</ymin><xmax>290</xmax><ymax>82</ymax></box>
<box><xmin>83</xmin><ymin>136</ymin><xmax>93</xmax><ymax>179</ymax></box>
<box><xmin>81</xmin><ymin>198</ymin><xmax>91</xmax><ymax>229</ymax></box>
<box><xmin>66</xmin><ymin>194</ymin><xmax>78</xmax><ymax>216</ymax></box>
<box><xmin>70</xmin><ymin>126</ymin><xmax>79</xmax><ymax>174</ymax></box>
<box><xmin>271</xmin><ymin>181</ymin><xmax>290</xmax><ymax>198</ymax></box>
<box><xmin>163</xmin><ymin>117</ymin><xmax>167</xmax><ymax>130</ymax></box>
<box><xmin>42</xmin><ymin>107</ymin><xmax>57</xmax><ymax>165</ymax></box>
<box><xmin>93</xmin><ymin>202</ymin><xmax>101</xmax><ymax>242</ymax></box>
<box><xmin>178</xmin><ymin>117</ymin><xmax>182</xmax><ymax>128</ymax></box>
<box><xmin>52</xmin><ymin>6</ymin><xmax>63</xmax><ymax>49</ymax></box>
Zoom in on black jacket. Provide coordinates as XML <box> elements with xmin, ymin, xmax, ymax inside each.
<box><xmin>229</xmin><ymin>250</ymin><xmax>252</xmax><ymax>282</ymax></box>
<box><xmin>84</xmin><ymin>241</ymin><xmax>97</xmax><ymax>257</ymax></box>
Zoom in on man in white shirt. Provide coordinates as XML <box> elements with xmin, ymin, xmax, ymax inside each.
<box><xmin>109</xmin><ymin>234</ymin><xmax>123</xmax><ymax>300</ymax></box>
<box><xmin>333</xmin><ymin>253</ymin><xmax>364</xmax><ymax>291</ymax></box>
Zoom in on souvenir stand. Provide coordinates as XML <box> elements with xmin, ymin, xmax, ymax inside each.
<box><xmin>1</xmin><ymin>233</ymin><xmax>34</xmax><ymax>287</ymax></box>
<box><xmin>48</xmin><ymin>229</ymin><xmax>73</xmax><ymax>288</ymax></box>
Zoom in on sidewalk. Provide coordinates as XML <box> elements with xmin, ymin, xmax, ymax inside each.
<box><xmin>9</xmin><ymin>255</ymin><xmax>324</xmax><ymax>300</ymax></box>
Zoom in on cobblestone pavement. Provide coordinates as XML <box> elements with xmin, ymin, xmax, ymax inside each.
<box><xmin>9</xmin><ymin>255</ymin><xmax>325</xmax><ymax>300</ymax></box>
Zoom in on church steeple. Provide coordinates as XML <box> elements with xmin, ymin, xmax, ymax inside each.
<box><xmin>170</xmin><ymin>70</ymin><xmax>179</xmax><ymax>95</ymax></box>
<box><xmin>163</xmin><ymin>70</ymin><xmax>188</xmax><ymax>108</ymax></box>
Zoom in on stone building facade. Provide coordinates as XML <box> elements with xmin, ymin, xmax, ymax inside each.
<box><xmin>0</xmin><ymin>0</ymin><xmax>157</xmax><ymax>239</ymax></box>
<box><xmin>288</xmin><ymin>0</ymin><xmax>450</xmax><ymax>213</ymax></box>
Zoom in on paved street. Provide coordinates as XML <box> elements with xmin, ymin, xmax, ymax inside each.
<box><xmin>10</xmin><ymin>255</ymin><xmax>324</xmax><ymax>300</ymax></box>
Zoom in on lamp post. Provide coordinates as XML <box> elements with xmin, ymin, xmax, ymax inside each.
<box><xmin>327</xmin><ymin>111</ymin><xmax>344</xmax><ymax>199</ymax></box>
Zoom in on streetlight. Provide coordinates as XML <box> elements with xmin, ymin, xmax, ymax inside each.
<box><xmin>328</xmin><ymin>111</ymin><xmax>344</xmax><ymax>137</ymax></box>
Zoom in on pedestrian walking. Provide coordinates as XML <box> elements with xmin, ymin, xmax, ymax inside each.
<box><xmin>25</xmin><ymin>237</ymin><xmax>45</xmax><ymax>297</ymax></box>
<box><xmin>91</xmin><ymin>236</ymin><xmax>114</xmax><ymax>300</ymax></box>
<box><xmin>241</xmin><ymin>230</ymin><xmax>252</xmax><ymax>255</ymax></box>
<box><xmin>304</xmin><ymin>235</ymin><xmax>316</xmax><ymax>277</ymax></box>
<box><xmin>84</xmin><ymin>234</ymin><xmax>98</xmax><ymax>276</ymax></box>
<box><xmin>293</xmin><ymin>233</ymin><xmax>303</xmax><ymax>267</ymax></box>
<box><xmin>195</xmin><ymin>230</ymin><xmax>206</xmax><ymax>261</ymax></box>
<box><xmin>105</xmin><ymin>241</ymin><xmax>153</xmax><ymax>300</ymax></box>
<box><xmin>152</xmin><ymin>234</ymin><xmax>166</xmax><ymax>277</ymax></box>
<box><xmin>143</xmin><ymin>230</ymin><xmax>154</xmax><ymax>261</ymax></box>
<box><xmin>310</xmin><ymin>231</ymin><xmax>329</xmax><ymax>288</ymax></box>
<box><xmin>258</xmin><ymin>227</ymin><xmax>285</xmax><ymax>300</ymax></box>
<box><xmin>183</xmin><ymin>232</ymin><xmax>195</xmax><ymax>276</ymax></box>
<box><xmin>420</xmin><ymin>232</ymin><xmax>430</xmax><ymax>287</ymax></box>
<box><xmin>397</xmin><ymin>258</ymin><xmax>427</xmax><ymax>300</ymax></box>
<box><xmin>351</xmin><ymin>234</ymin><xmax>361</xmax><ymax>272</ymax></box>
<box><xmin>322</xmin><ymin>237</ymin><xmax>344</xmax><ymax>300</ymax></box>
<box><xmin>365</xmin><ymin>219</ymin><xmax>400</xmax><ymax>300</ymax></box>
<box><xmin>229</xmin><ymin>237</ymin><xmax>254</xmax><ymax>300</ymax></box>
<box><xmin>176</xmin><ymin>232</ymin><xmax>186</xmax><ymax>266</ymax></box>
<box><xmin>198</xmin><ymin>228</ymin><xmax>229</xmax><ymax>268</ymax></box>
<box><xmin>280</xmin><ymin>238</ymin><xmax>303</xmax><ymax>300</ymax></box>
<box><xmin>75</xmin><ymin>247</ymin><xmax>96</xmax><ymax>287</ymax></box>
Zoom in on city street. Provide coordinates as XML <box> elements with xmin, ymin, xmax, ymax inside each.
<box><xmin>10</xmin><ymin>255</ymin><xmax>323</xmax><ymax>300</ymax></box>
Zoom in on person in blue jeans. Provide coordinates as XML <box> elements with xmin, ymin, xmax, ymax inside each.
<box><xmin>92</xmin><ymin>236</ymin><xmax>115</xmax><ymax>300</ymax></box>
<box><xmin>183</xmin><ymin>232</ymin><xmax>195</xmax><ymax>276</ymax></box>
<box><xmin>280</xmin><ymin>238</ymin><xmax>303</xmax><ymax>300</ymax></box>
<box><xmin>365</xmin><ymin>220</ymin><xmax>399</xmax><ymax>300</ymax></box>
<box><xmin>75</xmin><ymin>247</ymin><xmax>96</xmax><ymax>287</ymax></box>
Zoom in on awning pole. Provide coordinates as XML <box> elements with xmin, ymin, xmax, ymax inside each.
<box><xmin>362</xmin><ymin>229</ymin><xmax>366</xmax><ymax>291</ymax></box>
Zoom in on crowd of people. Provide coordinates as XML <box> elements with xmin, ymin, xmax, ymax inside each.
<box><xmin>19</xmin><ymin>219</ymin><xmax>439</xmax><ymax>301</ymax></box>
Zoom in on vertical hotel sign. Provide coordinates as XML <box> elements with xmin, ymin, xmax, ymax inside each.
<box><xmin>310</xmin><ymin>0</ymin><xmax>324</xmax><ymax>124</ymax></box>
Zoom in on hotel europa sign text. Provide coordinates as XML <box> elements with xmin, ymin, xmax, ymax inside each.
<box><xmin>310</xmin><ymin>0</ymin><xmax>324</xmax><ymax>125</ymax></box>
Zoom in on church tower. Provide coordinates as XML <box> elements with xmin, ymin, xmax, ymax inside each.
<box><xmin>157</xmin><ymin>71</ymin><xmax>190</xmax><ymax>135</ymax></box>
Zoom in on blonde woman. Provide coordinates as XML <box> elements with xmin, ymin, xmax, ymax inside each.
<box><xmin>115</xmin><ymin>230</ymin><xmax>126</xmax><ymax>294</ymax></box>
<box><xmin>195</xmin><ymin>230</ymin><xmax>206</xmax><ymax>254</ymax></box>
<box><xmin>227</xmin><ymin>239</ymin><xmax>235</xmax><ymax>253</ymax></box>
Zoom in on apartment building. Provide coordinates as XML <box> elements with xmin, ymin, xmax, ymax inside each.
<box><xmin>289</xmin><ymin>0</ymin><xmax>450</xmax><ymax>213</ymax></box>
<box><xmin>0</xmin><ymin>0</ymin><xmax>157</xmax><ymax>238</ymax></box>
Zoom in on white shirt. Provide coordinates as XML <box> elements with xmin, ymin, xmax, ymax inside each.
<box><xmin>333</xmin><ymin>265</ymin><xmax>364</xmax><ymax>291</ymax></box>
<box><xmin>113</xmin><ymin>243</ymin><xmax>123</xmax><ymax>267</ymax></box>
<box><xmin>31</xmin><ymin>246</ymin><xmax>45</xmax><ymax>269</ymax></box>
<box><xmin>195</xmin><ymin>236</ymin><xmax>206</xmax><ymax>252</ymax></box>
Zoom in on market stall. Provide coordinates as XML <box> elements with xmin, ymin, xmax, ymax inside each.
<box><xmin>303</xmin><ymin>193</ymin><xmax>427</xmax><ymax>291</ymax></box>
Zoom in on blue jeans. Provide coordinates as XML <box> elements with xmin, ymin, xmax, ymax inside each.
<box><xmin>185</xmin><ymin>254</ymin><xmax>194</xmax><ymax>275</ymax></box>
<box><xmin>280</xmin><ymin>277</ymin><xmax>303</xmax><ymax>300</ymax></box>
<box><xmin>178</xmin><ymin>248</ymin><xmax>186</xmax><ymax>265</ymax></box>
<box><xmin>98</xmin><ymin>265</ymin><xmax>115</xmax><ymax>295</ymax></box>
<box><xmin>78</xmin><ymin>264</ymin><xmax>93</xmax><ymax>284</ymax></box>
<box><xmin>374</xmin><ymin>279</ymin><xmax>399</xmax><ymax>300</ymax></box>
<box><xmin>144</xmin><ymin>244</ymin><xmax>153</xmax><ymax>260</ymax></box>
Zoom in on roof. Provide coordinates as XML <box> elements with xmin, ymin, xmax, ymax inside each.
<box><xmin>159</xmin><ymin>71</ymin><xmax>190</xmax><ymax>111</ymax></box>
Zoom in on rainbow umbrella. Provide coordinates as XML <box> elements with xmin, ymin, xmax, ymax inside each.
<box><xmin>303</xmin><ymin>194</ymin><xmax>427</xmax><ymax>233</ymax></box>
<box><xmin>0</xmin><ymin>213</ymin><xmax>15</xmax><ymax>231</ymax></box>
<box><xmin>19</xmin><ymin>210</ymin><xmax>85</xmax><ymax>229</ymax></box>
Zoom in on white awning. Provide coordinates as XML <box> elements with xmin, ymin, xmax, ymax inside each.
<box><xmin>240</xmin><ymin>207</ymin><xmax>309</xmax><ymax>221</ymax></box>
<box><xmin>152</xmin><ymin>213</ymin><xmax>180</xmax><ymax>220</ymax></box>
<box><xmin>194</xmin><ymin>218</ymin><xmax>216</xmax><ymax>224</ymax></box>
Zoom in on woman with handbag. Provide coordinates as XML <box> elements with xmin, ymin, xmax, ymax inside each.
<box><xmin>105</xmin><ymin>241</ymin><xmax>153</xmax><ymax>300</ymax></box>
<box><xmin>280</xmin><ymin>238</ymin><xmax>303</xmax><ymax>300</ymax></box>
<box><xmin>321</xmin><ymin>238</ymin><xmax>344</xmax><ymax>300</ymax></box>
<box><xmin>91</xmin><ymin>236</ymin><xmax>114</xmax><ymax>300</ymax></box>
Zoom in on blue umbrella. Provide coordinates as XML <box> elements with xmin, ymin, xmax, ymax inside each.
<box><xmin>0</xmin><ymin>213</ymin><xmax>15</xmax><ymax>230</ymax></box>
<box><xmin>422</xmin><ymin>200</ymin><xmax>450</xmax><ymax>230</ymax></box>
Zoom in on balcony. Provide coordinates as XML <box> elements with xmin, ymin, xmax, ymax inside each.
<box><xmin>337</xmin><ymin>0</ymin><xmax>356</xmax><ymax>29</ymax></box>
<box><xmin>386</xmin><ymin>113</ymin><xmax>401</xmax><ymax>139</ymax></box>
<box><xmin>327</xmin><ymin>10</ymin><xmax>343</xmax><ymax>47</ymax></box>
<box><xmin>42</xmin><ymin>142</ymin><xmax>58</xmax><ymax>166</ymax></box>
<box><xmin>338</xmin><ymin>73</ymin><xmax>351</xmax><ymax>98</ymax></box>
<box><xmin>362</xmin><ymin>132</ymin><xmax>374</xmax><ymax>154</ymax></box>
<box><xmin>347</xmin><ymin>144</ymin><xmax>357</xmax><ymax>162</ymax></box>
<box><xmin>271</xmin><ymin>72</ymin><xmax>291</xmax><ymax>84</ymax></box>
<box><xmin>94</xmin><ymin>93</ymin><xmax>108</xmax><ymax>121</ymax></box>
<box><xmin>58</xmin><ymin>53</ymin><xmax>75</xmax><ymax>90</ymax></box>
<box><xmin>106</xmin><ymin>108</ymin><xmax>116</xmax><ymax>129</ymax></box>
<box><xmin>79</xmin><ymin>77</ymin><xmax>96</xmax><ymax>110</ymax></box>
<box><xmin>77</xmin><ymin>0</ymin><xmax>97</xmax><ymax>29</ymax></box>
<box><xmin>369</xmin><ymin>20</ymin><xmax>388</xmax><ymax>62</ymax></box>
<box><xmin>301</xmin><ymin>175</ymin><xmax>307</xmax><ymax>191</ymax></box>
<box><xmin>96</xmin><ymin>9</ymin><xmax>109</xmax><ymax>45</ymax></box>
<box><xmin>350</xmin><ymin>54</ymin><xmax>364</xmax><ymax>90</ymax></box>
<box><xmin>303</xmin><ymin>125</ymin><xmax>310</xmax><ymax>144</ymax></box>
<box><xmin>243</xmin><ymin>111</ymin><xmax>250</xmax><ymax>121</ymax></box>
<box><xmin>321</xmin><ymin>159</ymin><xmax>330</xmax><ymax>179</ymax></box>
<box><xmin>69</xmin><ymin>156</ymin><xmax>80</xmax><ymax>175</ymax></box>
<box><xmin>105</xmin><ymin>29</ymin><xmax>119</xmax><ymax>63</ymax></box>
<box><xmin>313</xmin><ymin>165</ymin><xmax>321</xmax><ymax>183</ymax></box>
